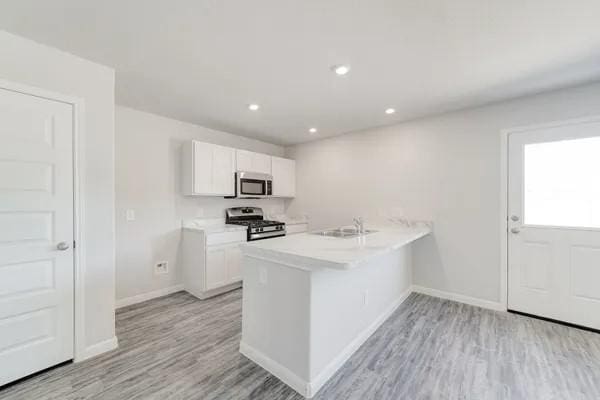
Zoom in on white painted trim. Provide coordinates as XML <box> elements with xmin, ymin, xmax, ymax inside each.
<box><xmin>500</xmin><ymin>128</ymin><xmax>509</xmax><ymax>311</ymax></box>
<box><xmin>191</xmin><ymin>282</ymin><xmax>242</xmax><ymax>300</ymax></box>
<box><xmin>239</xmin><ymin>342</ymin><xmax>310</xmax><ymax>397</ymax></box>
<box><xmin>116</xmin><ymin>284</ymin><xmax>185</xmax><ymax>309</ymax></box>
<box><xmin>0</xmin><ymin>79</ymin><xmax>90</xmax><ymax>362</ymax></box>
<box><xmin>72</xmin><ymin>98</ymin><xmax>88</xmax><ymax>362</ymax></box>
<box><xmin>308</xmin><ymin>287</ymin><xmax>413</xmax><ymax>397</ymax></box>
<box><xmin>240</xmin><ymin>287</ymin><xmax>413</xmax><ymax>398</ymax></box>
<box><xmin>499</xmin><ymin>114</ymin><xmax>600</xmax><ymax>312</ymax></box>
<box><xmin>412</xmin><ymin>285</ymin><xmax>505</xmax><ymax>312</ymax></box>
<box><xmin>79</xmin><ymin>336</ymin><xmax>119</xmax><ymax>361</ymax></box>
<box><xmin>500</xmin><ymin>114</ymin><xmax>600</xmax><ymax>136</ymax></box>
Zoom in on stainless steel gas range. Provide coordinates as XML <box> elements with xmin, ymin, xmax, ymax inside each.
<box><xmin>225</xmin><ymin>207</ymin><xmax>286</xmax><ymax>241</ymax></box>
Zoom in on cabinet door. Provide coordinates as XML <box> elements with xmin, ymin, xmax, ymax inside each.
<box><xmin>206</xmin><ymin>248</ymin><xmax>229</xmax><ymax>290</ymax></box>
<box><xmin>193</xmin><ymin>141</ymin><xmax>213</xmax><ymax>194</ymax></box>
<box><xmin>253</xmin><ymin>153</ymin><xmax>272</xmax><ymax>174</ymax></box>
<box><xmin>226</xmin><ymin>245</ymin><xmax>243</xmax><ymax>283</ymax></box>
<box><xmin>236</xmin><ymin>150</ymin><xmax>254</xmax><ymax>171</ymax></box>
<box><xmin>236</xmin><ymin>149</ymin><xmax>271</xmax><ymax>174</ymax></box>
<box><xmin>212</xmin><ymin>145</ymin><xmax>235</xmax><ymax>196</ymax></box>
<box><xmin>271</xmin><ymin>156</ymin><xmax>296</xmax><ymax>197</ymax></box>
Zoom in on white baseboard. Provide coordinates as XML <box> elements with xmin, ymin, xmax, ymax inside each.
<box><xmin>240</xmin><ymin>341</ymin><xmax>310</xmax><ymax>397</ymax></box>
<box><xmin>239</xmin><ymin>286</ymin><xmax>413</xmax><ymax>398</ymax></box>
<box><xmin>77</xmin><ymin>336</ymin><xmax>118</xmax><ymax>362</ymax></box>
<box><xmin>115</xmin><ymin>284</ymin><xmax>185</xmax><ymax>309</ymax></box>
<box><xmin>411</xmin><ymin>285</ymin><xmax>505</xmax><ymax>311</ymax></box>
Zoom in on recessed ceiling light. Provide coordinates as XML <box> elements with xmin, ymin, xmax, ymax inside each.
<box><xmin>385</xmin><ymin>108</ymin><xmax>396</xmax><ymax>114</ymax></box>
<box><xmin>248</xmin><ymin>104</ymin><xmax>260</xmax><ymax>111</ymax></box>
<box><xmin>332</xmin><ymin>65</ymin><xmax>350</xmax><ymax>76</ymax></box>
<box><xmin>309</xmin><ymin>128</ymin><xmax>318</xmax><ymax>134</ymax></box>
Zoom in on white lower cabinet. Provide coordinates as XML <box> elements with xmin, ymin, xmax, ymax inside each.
<box><xmin>182</xmin><ymin>228</ymin><xmax>245</xmax><ymax>299</ymax></box>
<box><xmin>206</xmin><ymin>247</ymin><xmax>229</xmax><ymax>290</ymax></box>
<box><xmin>206</xmin><ymin>244</ymin><xmax>243</xmax><ymax>290</ymax></box>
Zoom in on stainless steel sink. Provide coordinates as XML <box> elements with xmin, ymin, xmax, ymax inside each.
<box><xmin>311</xmin><ymin>228</ymin><xmax>377</xmax><ymax>238</ymax></box>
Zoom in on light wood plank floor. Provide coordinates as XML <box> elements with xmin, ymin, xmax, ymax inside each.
<box><xmin>1</xmin><ymin>290</ymin><xmax>600</xmax><ymax>399</ymax></box>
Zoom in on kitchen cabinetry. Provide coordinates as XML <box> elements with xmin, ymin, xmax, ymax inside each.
<box><xmin>181</xmin><ymin>141</ymin><xmax>235</xmax><ymax>196</ymax></box>
<box><xmin>182</xmin><ymin>140</ymin><xmax>296</xmax><ymax>198</ymax></box>
<box><xmin>236</xmin><ymin>149</ymin><xmax>272</xmax><ymax>174</ymax></box>
<box><xmin>182</xmin><ymin>227</ymin><xmax>246</xmax><ymax>299</ymax></box>
<box><xmin>206</xmin><ymin>244</ymin><xmax>243</xmax><ymax>289</ymax></box>
<box><xmin>271</xmin><ymin>156</ymin><xmax>296</xmax><ymax>197</ymax></box>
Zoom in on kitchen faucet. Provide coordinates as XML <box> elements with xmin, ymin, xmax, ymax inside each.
<box><xmin>353</xmin><ymin>217</ymin><xmax>365</xmax><ymax>234</ymax></box>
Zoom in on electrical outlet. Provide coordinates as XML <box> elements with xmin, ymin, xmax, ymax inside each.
<box><xmin>155</xmin><ymin>261</ymin><xmax>169</xmax><ymax>275</ymax></box>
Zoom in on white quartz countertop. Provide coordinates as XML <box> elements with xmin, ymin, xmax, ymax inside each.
<box><xmin>266</xmin><ymin>214</ymin><xmax>309</xmax><ymax>226</ymax></box>
<box><xmin>182</xmin><ymin>218</ymin><xmax>247</xmax><ymax>234</ymax></box>
<box><xmin>242</xmin><ymin>224</ymin><xmax>431</xmax><ymax>270</ymax></box>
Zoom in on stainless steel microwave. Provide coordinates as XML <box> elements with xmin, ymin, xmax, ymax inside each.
<box><xmin>232</xmin><ymin>171</ymin><xmax>273</xmax><ymax>198</ymax></box>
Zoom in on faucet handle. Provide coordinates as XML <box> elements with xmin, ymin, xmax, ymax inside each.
<box><xmin>353</xmin><ymin>217</ymin><xmax>364</xmax><ymax>233</ymax></box>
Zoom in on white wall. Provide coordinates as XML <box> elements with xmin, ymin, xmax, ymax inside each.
<box><xmin>286</xmin><ymin>82</ymin><xmax>600</xmax><ymax>304</ymax></box>
<box><xmin>0</xmin><ymin>31</ymin><xmax>116</xmax><ymax>349</ymax></box>
<box><xmin>115</xmin><ymin>106</ymin><xmax>285</xmax><ymax>302</ymax></box>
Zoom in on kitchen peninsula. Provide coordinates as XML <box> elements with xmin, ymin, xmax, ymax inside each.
<box><xmin>239</xmin><ymin>223</ymin><xmax>431</xmax><ymax>398</ymax></box>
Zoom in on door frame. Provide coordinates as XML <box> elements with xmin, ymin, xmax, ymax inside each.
<box><xmin>499</xmin><ymin>115</ymin><xmax>600</xmax><ymax>312</ymax></box>
<box><xmin>0</xmin><ymin>79</ymin><xmax>88</xmax><ymax>362</ymax></box>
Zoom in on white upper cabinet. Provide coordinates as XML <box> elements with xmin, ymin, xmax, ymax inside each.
<box><xmin>182</xmin><ymin>141</ymin><xmax>235</xmax><ymax>196</ymax></box>
<box><xmin>210</xmin><ymin>144</ymin><xmax>236</xmax><ymax>195</ymax></box>
<box><xmin>271</xmin><ymin>156</ymin><xmax>296</xmax><ymax>198</ymax></box>
<box><xmin>236</xmin><ymin>149</ymin><xmax>272</xmax><ymax>174</ymax></box>
<box><xmin>182</xmin><ymin>141</ymin><xmax>295</xmax><ymax>197</ymax></box>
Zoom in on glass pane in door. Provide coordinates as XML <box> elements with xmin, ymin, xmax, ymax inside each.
<box><xmin>524</xmin><ymin>136</ymin><xmax>600</xmax><ymax>228</ymax></box>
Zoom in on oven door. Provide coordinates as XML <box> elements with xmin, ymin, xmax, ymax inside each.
<box><xmin>236</xmin><ymin>171</ymin><xmax>272</xmax><ymax>198</ymax></box>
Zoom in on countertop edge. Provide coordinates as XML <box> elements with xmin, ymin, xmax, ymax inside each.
<box><xmin>182</xmin><ymin>224</ymin><xmax>248</xmax><ymax>234</ymax></box>
<box><xmin>241</xmin><ymin>229</ymin><xmax>430</xmax><ymax>270</ymax></box>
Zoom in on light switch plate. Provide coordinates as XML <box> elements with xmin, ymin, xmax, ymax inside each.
<box><xmin>126</xmin><ymin>209</ymin><xmax>136</xmax><ymax>221</ymax></box>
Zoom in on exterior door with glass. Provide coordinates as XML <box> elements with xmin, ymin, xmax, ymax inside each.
<box><xmin>508</xmin><ymin>119</ymin><xmax>600</xmax><ymax>330</ymax></box>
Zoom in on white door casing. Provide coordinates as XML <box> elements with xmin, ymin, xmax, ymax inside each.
<box><xmin>0</xmin><ymin>85</ymin><xmax>76</xmax><ymax>385</ymax></box>
<box><xmin>507</xmin><ymin>119</ymin><xmax>600</xmax><ymax>330</ymax></box>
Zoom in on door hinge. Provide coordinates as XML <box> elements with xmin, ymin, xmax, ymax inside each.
<box><xmin>73</xmin><ymin>240</ymin><xmax>77</xmax><ymax>249</ymax></box>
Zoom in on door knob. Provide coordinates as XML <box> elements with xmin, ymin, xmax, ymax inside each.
<box><xmin>510</xmin><ymin>215</ymin><xmax>520</xmax><ymax>222</ymax></box>
<box><xmin>510</xmin><ymin>228</ymin><xmax>520</xmax><ymax>234</ymax></box>
<box><xmin>56</xmin><ymin>241</ymin><xmax>70</xmax><ymax>251</ymax></box>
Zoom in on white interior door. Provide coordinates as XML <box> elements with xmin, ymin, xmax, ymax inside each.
<box><xmin>0</xmin><ymin>86</ymin><xmax>75</xmax><ymax>386</ymax></box>
<box><xmin>508</xmin><ymin>119</ymin><xmax>600</xmax><ymax>330</ymax></box>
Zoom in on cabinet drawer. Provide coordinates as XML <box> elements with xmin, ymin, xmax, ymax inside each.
<box><xmin>206</xmin><ymin>230</ymin><xmax>246</xmax><ymax>246</ymax></box>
